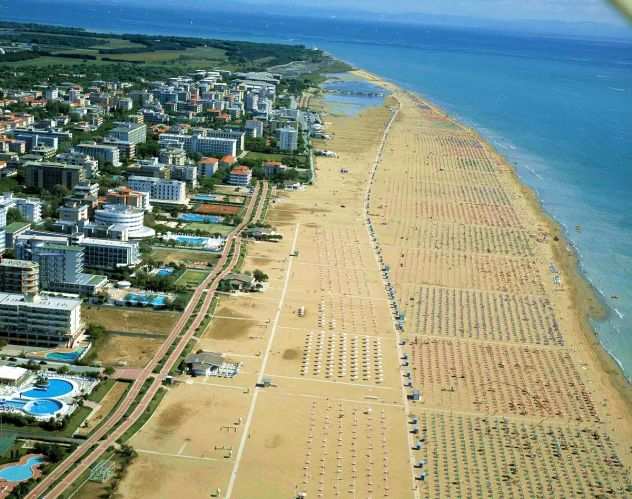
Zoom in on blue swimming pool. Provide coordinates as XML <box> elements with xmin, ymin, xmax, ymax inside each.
<box><xmin>0</xmin><ymin>398</ymin><xmax>63</xmax><ymax>417</ymax></box>
<box><xmin>0</xmin><ymin>455</ymin><xmax>44</xmax><ymax>482</ymax></box>
<box><xmin>124</xmin><ymin>292</ymin><xmax>168</xmax><ymax>308</ymax></box>
<box><xmin>26</xmin><ymin>399</ymin><xmax>63</xmax><ymax>416</ymax></box>
<box><xmin>179</xmin><ymin>213</ymin><xmax>225</xmax><ymax>224</ymax></box>
<box><xmin>21</xmin><ymin>379</ymin><xmax>74</xmax><ymax>399</ymax></box>
<box><xmin>192</xmin><ymin>194</ymin><xmax>222</xmax><ymax>202</ymax></box>
<box><xmin>175</xmin><ymin>235</ymin><xmax>208</xmax><ymax>246</ymax></box>
<box><xmin>46</xmin><ymin>348</ymin><xmax>85</xmax><ymax>363</ymax></box>
<box><xmin>156</xmin><ymin>267</ymin><xmax>174</xmax><ymax>277</ymax></box>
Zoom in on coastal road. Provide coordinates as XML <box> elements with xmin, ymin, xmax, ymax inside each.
<box><xmin>27</xmin><ymin>182</ymin><xmax>266</xmax><ymax>499</ymax></box>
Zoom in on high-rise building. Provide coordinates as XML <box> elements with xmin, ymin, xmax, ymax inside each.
<box><xmin>278</xmin><ymin>127</ymin><xmax>298</xmax><ymax>152</ymax></box>
<box><xmin>0</xmin><ymin>259</ymin><xmax>39</xmax><ymax>295</ymax></box>
<box><xmin>128</xmin><ymin>176</ymin><xmax>187</xmax><ymax>204</ymax></box>
<box><xmin>0</xmin><ymin>292</ymin><xmax>82</xmax><ymax>347</ymax></box>
<box><xmin>24</xmin><ymin>162</ymin><xmax>85</xmax><ymax>191</ymax></box>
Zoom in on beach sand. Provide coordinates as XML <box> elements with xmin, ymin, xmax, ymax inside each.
<box><xmin>355</xmin><ymin>68</ymin><xmax>632</xmax><ymax>497</ymax></box>
<box><xmin>116</xmin><ymin>71</ymin><xmax>631</xmax><ymax>498</ymax></box>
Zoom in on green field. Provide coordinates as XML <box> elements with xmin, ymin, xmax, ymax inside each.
<box><xmin>175</xmin><ymin>269</ymin><xmax>210</xmax><ymax>287</ymax></box>
<box><xmin>245</xmin><ymin>151</ymin><xmax>309</xmax><ymax>169</ymax></box>
<box><xmin>150</xmin><ymin>247</ymin><xmax>220</xmax><ymax>265</ymax></box>
<box><xmin>183</xmin><ymin>222</ymin><xmax>234</xmax><ymax>236</ymax></box>
<box><xmin>0</xmin><ymin>21</ymin><xmax>338</xmax><ymax>88</ymax></box>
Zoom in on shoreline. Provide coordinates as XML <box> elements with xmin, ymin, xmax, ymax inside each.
<box><xmin>349</xmin><ymin>67</ymin><xmax>632</xmax><ymax>405</ymax></box>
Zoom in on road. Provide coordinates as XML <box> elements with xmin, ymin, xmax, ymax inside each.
<box><xmin>27</xmin><ymin>181</ymin><xmax>268</xmax><ymax>499</ymax></box>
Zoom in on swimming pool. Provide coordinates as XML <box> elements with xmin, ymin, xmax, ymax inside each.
<box><xmin>26</xmin><ymin>399</ymin><xmax>63</xmax><ymax>416</ymax></box>
<box><xmin>156</xmin><ymin>267</ymin><xmax>174</xmax><ymax>277</ymax></box>
<box><xmin>179</xmin><ymin>213</ymin><xmax>225</xmax><ymax>224</ymax></box>
<box><xmin>46</xmin><ymin>348</ymin><xmax>85</xmax><ymax>363</ymax></box>
<box><xmin>21</xmin><ymin>379</ymin><xmax>74</xmax><ymax>399</ymax></box>
<box><xmin>167</xmin><ymin>234</ymin><xmax>224</xmax><ymax>251</ymax></box>
<box><xmin>0</xmin><ymin>455</ymin><xmax>44</xmax><ymax>482</ymax></box>
<box><xmin>175</xmin><ymin>235</ymin><xmax>209</xmax><ymax>246</ymax></box>
<box><xmin>0</xmin><ymin>398</ymin><xmax>63</xmax><ymax>417</ymax></box>
<box><xmin>192</xmin><ymin>194</ymin><xmax>222</xmax><ymax>202</ymax></box>
<box><xmin>124</xmin><ymin>292</ymin><xmax>169</xmax><ymax>308</ymax></box>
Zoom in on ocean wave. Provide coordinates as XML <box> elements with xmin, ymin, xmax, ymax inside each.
<box><xmin>608</xmin><ymin>87</ymin><xmax>625</xmax><ymax>92</ymax></box>
<box><xmin>613</xmin><ymin>308</ymin><xmax>625</xmax><ymax>319</ymax></box>
<box><xmin>522</xmin><ymin>164</ymin><xmax>544</xmax><ymax>180</ymax></box>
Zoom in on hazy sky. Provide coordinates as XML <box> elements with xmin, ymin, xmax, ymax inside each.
<box><xmin>119</xmin><ymin>0</ymin><xmax>629</xmax><ymax>26</ymax></box>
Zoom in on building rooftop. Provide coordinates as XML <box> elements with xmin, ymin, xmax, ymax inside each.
<box><xmin>5</xmin><ymin>222</ymin><xmax>31</xmax><ymax>233</ymax></box>
<box><xmin>230</xmin><ymin>165</ymin><xmax>251</xmax><ymax>175</ymax></box>
<box><xmin>185</xmin><ymin>352</ymin><xmax>225</xmax><ymax>367</ymax></box>
<box><xmin>0</xmin><ymin>292</ymin><xmax>81</xmax><ymax>310</ymax></box>
<box><xmin>0</xmin><ymin>365</ymin><xmax>28</xmax><ymax>381</ymax></box>
<box><xmin>0</xmin><ymin>258</ymin><xmax>38</xmax><ymax>269</ymax></box>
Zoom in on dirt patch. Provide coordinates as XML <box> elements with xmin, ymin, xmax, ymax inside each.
<box><xmin>282</xmin><ymin>348</ymin><xmax>300</xmax><ymax>360</ymax></box>
<box><xmin>264</xmin><ymin>434</ymin><xmax>283</xmax><ymax>448</ymax></box>
<box><xmin>96</xmin><ymin>334</ymin><xmax>163</xmax><ymax>368</ymax></box>
<box><xmin>157</xmin><ymin>402</ymin><xmax>191</xmax><ymax>432</ymax></box>
<box><xmin>207</xmin><ymin>309</ymin><xmax>255</xmax><ymax>339</ymax></box>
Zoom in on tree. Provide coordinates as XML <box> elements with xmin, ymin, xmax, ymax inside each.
<box><xmin>6</xmin><ymin>207</ymin><xmax>25</xmax><ymax>225</ymax></box>
<box><xmin>253</xmin><ymin>269</ymin><xmax>269</xmax><ymax>283</ymax></box>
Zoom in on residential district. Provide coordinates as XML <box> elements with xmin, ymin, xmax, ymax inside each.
<box><xmin>0</xmin><ymin>65</ymin><xmax>323</xmax><ymax>497</ymax></box>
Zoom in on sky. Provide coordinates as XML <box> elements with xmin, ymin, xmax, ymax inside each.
<box><xmin>117</xmin><ymin>0</ymin><xmax>630</xmax><ymax>27</ymax></box>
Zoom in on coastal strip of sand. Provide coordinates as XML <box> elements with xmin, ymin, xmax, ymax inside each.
<box><xmin>115</xmin><ymin>67</ymin><xmax>631</xmax><ymax>499</ymax></box>
<box><xmin>355</xmin><ymin>68</ymin><xmax>632</xmax><ymax>497</ymax></box>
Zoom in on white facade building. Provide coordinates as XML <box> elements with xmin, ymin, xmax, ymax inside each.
<box><xmin>94</xmin><ymin>204</ymin><xmax>155</xmax><ymax>239</ymax></box>
<box><xmin>279</xmin><ymin>127</ymin><xmax>299</xmax><ymax>152</ymax></box>
<box><xmin>0</xmin><ymin>292</ymin><xmax>82</xmax><ymax>347</ymax></box>
<box><xmin>128</xmin><ymin>176</ymin><xmax>187</xmax><ymax>204</ymax></box>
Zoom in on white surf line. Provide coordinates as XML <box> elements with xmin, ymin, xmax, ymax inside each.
<box><xmin>224</xmin><ymin>223</ymin><xmax>300</xmax><ymax>499</ymax></box>
<box><xmin>364</xmin><ymin>99</ymin><xmax>422</xmax><ymax>499</ymax></box>
<box><xmin>135</xmin><ymin>449</ymin><xmax>224</xmax><ymax>462</ymax></box>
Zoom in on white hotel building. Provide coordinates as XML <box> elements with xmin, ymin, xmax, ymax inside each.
<box><xmin>0</xmin><ymin>292</ymin><xmax>82</xmax><ymax>347</ymax></box>
<box><xmin>159</xmin><ymin>133</ymin><xmax>237</xmax><ymax>158</ymax></box>
<box><xmin>128</xmin><ymin>176</ymin><xmax>187</xmax><ymax>205</ymax></box>
<box><xmin>94</xmin><ymin>204</ymin><xmax>155</xmax><ymax>239</ymax></box>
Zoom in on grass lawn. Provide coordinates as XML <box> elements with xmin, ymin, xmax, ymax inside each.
<box><xmin>86</xmin><ymin>379</ymin><xmax>116</xmax><ymax>403</ymax></box>
<box><xmin>150</xmin><ymin>247</ymin><xmax>220</xmax><ymax>265</ymax></box>
<box><xmin>83</xmin><ymin>306</ymin><xmax>180</xmax><ymax>335</ymax></box>
<box><xmin>183</xmin><ymin>222</ymin><xmax>234</xmax><ymax>236</ymax></box>
<box><xmin>245</xmin><ymin>151</ymin><xmax>309</xmax><ymax>168</ymax></box>
<box><xmin>175</xmin><ymin>269</ymin><xmax>210</xmax><ymax>287</ymax></box>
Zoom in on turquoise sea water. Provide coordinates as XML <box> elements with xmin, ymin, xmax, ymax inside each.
<box><xmin>2</xmin><ymin>1</ymin><xmax>632</xmax><ymax>377</ymax></box>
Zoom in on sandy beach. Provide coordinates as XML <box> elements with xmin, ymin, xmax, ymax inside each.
<box><xmin>115</xmin><ymin>70</ymin><xmax>632</xmax><ymax>498</ymax></box>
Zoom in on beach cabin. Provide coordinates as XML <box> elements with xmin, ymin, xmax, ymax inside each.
<box><xmin>221</xmin><ymin>273</ymin><xmax>255</xmax><ymax>292</ymax></box>
<box><xmin>184</xmin><ymin>352</ymin><xmax>239</xmax><ymax>378</ymax></box>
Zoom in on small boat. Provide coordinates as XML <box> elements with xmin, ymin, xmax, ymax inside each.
<box><xmin>576</xmin><ymin>225</ymin><xmax>582</xmax><ymax>233</ymax></box>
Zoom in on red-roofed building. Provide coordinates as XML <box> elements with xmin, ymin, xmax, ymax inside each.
<box><xmin>220</xmin><ymin>155</ymin><xmax>237</xmax><ymax>168</ymax></box>
<box><xmin>227</xmin><ymin>165</ymin><xmax>252</xmax><ymax>186</ymax></box>
<box><xmin>263</xmin><ymin>161</ymin><xmax>288</xmax><ymax>178</ymax></box>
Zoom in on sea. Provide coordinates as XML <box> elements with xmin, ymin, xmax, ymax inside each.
<box><xmin>2</xmin><ymin>1</ymin><xmax>632</xmax><ymax>378</ymax></box>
